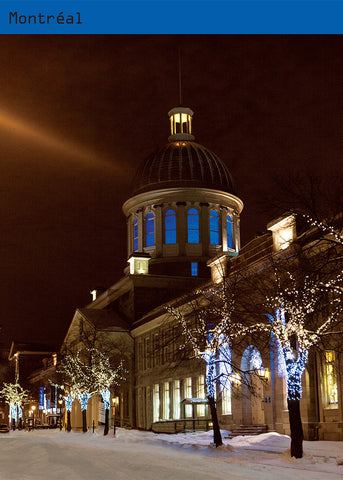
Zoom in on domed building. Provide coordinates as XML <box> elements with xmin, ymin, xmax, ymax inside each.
<box><xmin>59</xmin><ymin>106</ymin><xmax>342</xmax><ymax>443</ymax></box>
<box><xmin>122</xmin><ymin>106</ymin><xmax>243</xmax><ymax>278</ymax></box>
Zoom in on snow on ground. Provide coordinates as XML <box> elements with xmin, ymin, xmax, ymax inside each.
<box><xmin>0</xmin><ymin>428</ymin><xmax>342</xmax><ymax>480</ymax></box>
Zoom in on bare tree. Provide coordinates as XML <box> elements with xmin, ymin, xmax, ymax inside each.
<box><xmin>167</xmin><ymin>280</ymin><xmax>263</xmax><ymax>448</ymax></box>
<box><xmin>0</xmin><ymin>382</ymin><xmax>29</xmax><ymax>429</ymax></box>
<box><xmin>261</xmin><ymin>170</ymin><xmax>342</xmax><ymax>223</ymax></box>
<box><xmin>88</xmin><ymin>348</ymin><xmax>125</xmax><ymax>435</ymax></box>
<box><xmin>57</xmin><ymin>347</ymin><xmax>125</xmax><ymax>434</ymax></box>
<box><xmin>58</xmin><ymin>351</ymin><xmax>97</xmax><ymax>432</ymax></box>
<box><xmin>235</xmin><ymin>260</ymin><xmax>343</xmax><ymax>458</ymax></box>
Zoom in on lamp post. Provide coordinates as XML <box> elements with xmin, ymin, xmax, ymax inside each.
<box><xmin>31</xmin><ymin>405</ymin><xmax>36</xmax><ymax>429</ymax></box>
<box><xmin>58</xmin><ymin>399</ymin><xmax>63</xmax><ymax>430</ymax></box>
<box><xmin>112</xmin><ymin>397</ymin><xmax>119</xmax><ymax>435</ymax></box>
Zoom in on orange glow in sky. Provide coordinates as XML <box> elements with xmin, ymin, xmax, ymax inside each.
<box><xmin>0</xmin><ymin>109</ymin><xmax>118</xmax><ymax>171</ymax></box>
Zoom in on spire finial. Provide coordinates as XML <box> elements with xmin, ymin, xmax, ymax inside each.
<box><xmin>178</xmin><ymin>47</ymin><xmax>182</xmax><ymax>106</ymax></box>
<box><xmin>168</xmin><ymin>51</ymin><xmax>194</xmax><ymax>142</ymax></box>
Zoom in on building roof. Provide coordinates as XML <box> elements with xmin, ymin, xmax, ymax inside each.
<box><xmin>132</xmin><ymin>141</ymin><xmax>236</xmax><ymax>195</ymax></box>
<box><xmin>77</xmin><ymin>308</ymin><xmax>130</xmax><ymax>332</ymax></box>
<box><xmin>8</xmin><ymin>341</ymin><xmax>55</xmax><ymax>360</ymax></box>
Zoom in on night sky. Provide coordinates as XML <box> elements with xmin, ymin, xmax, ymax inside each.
<box><xmin>0</xmin><ymin>35</ymin><xmax>342</xmax><ymax>351</ymax></box>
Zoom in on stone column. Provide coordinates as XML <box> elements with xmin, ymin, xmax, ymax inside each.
<box><xmin>137</xmin><ymin>210</ymin><xmax>143</xmax><ymax>251</ymax></box>
<box><xmin>200</xmin><ymin>203</ymin><xmax>209</xmax><ymax>256</ymax></box>
<box><xmin>176</xmin><ymin>202</ymin><xmax>187</xmax><ymax>255</ymax></box>
<box><xmin>221</xmin><ymin>207</ymin><xmax>228</xmax><ymax>252</ymax></box>
<box><xmin>127</xmin><ymin>215</ymin><xmax>132</xmax><ymax>257</ymax></box>
<box><xmin>154</xmin><ymin>204</ymin><xmax>163</xmax><ymax>257</ymax></box>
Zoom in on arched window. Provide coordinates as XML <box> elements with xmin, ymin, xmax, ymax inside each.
<box><xmin>209</xmin><ymin>210</ymin><xmax>220</xmax><ymax>245</ymax></box>
<box><xmin>227</xmin><ymin>214</ymin><xmax>234</xmax><ymax>249</ymax></box>
<box><xmin>241</xmin><ymin>345</ymin><xmax>264</xmax><ymax>373</ymax></box>
<box><xmin>133</xmin><ymin>218</ymin><xmax>139</xmax><ymax>251</ymax></box>
<box><xmin>165</xmin><ymin>209</ymin><xmax>176</xmax><ymax>244</ymax></box>
<box><xmin>187</xmin><ymin>208</ymin><xmax>199</xmax><ymax>243</ymax></box>
<box><xmin>325</xmin><ymin>351</ymin><xmax>338</xmax><ymax>405</ymax></box>
<box><xmin>145</xmin><ymin>212</ymin><xmax>155</xmax><ymax>247</ymax></box>
<box><xmin>218</xmin><ymin>342</ymin><xmax>232</xmax><ymax>415</ymax></box>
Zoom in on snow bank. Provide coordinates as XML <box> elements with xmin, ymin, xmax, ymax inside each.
<box><xmin>0</xmin><ymin>428</ymin><xmax>342</xmax><ymax>480</ymax></box>
<box><xmin>230</xmin><ymin>431</ymin><xmax>290</xmax><ymax>448</ymax></box>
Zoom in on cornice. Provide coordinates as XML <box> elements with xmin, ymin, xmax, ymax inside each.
<box><xmin>122</xmin><ymin>187</ymin><xmax>244</xmax><ymax>216</ymax></box>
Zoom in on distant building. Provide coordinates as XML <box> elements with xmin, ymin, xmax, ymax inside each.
<box><xmin>7</xmin><ymin>341</ymin><xmax>57</xmax><ymax>426</ymax></box>
<box><xmin>8</xmin><ymin>341</ymin><xmax>56</xmax><ymax>385</ymax></box>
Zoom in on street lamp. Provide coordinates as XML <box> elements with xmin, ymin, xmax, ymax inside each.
<box><xmin>58</xmin><ymin>399</ymin><xmax>63</xmax><ymax>430</ymax></box>
<box><xmin>257</xmin><ymin>367</ymin><xmax>269</xmax><ymax>381</ymax></box>
<box><xmin>229</xmin><ymin>373</ymin><xmax>241</xmax><ymax>386</ymax></box>
<box><xmin>112</xmin><ymin>397</ymin><xmax>119</xmax><ymax>435</ymax></box>
<box><xmin>31</xmin><ymin>405</ymin><xmax>36</xmax><ymax>429</ymax></box>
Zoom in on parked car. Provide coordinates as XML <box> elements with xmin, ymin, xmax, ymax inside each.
<box><xmin>0</xmin><ymin>424</ymin><xmax>9</xmax><ymax>433</ymax></box>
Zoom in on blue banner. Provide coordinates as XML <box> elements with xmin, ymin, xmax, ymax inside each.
<box><xmin>0</xmin><ymin>1</ymin><xmax>342</xmax><ymax>34</ymax></box>
<box><xmin>39</xmin><ymin>386</ymin><xmax>44</xmax><ymax>411</ymax></box>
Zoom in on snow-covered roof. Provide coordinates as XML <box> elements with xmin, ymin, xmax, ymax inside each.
<box><xmin>77</xmin><ymin>308</ymin><xmax>130</xmax><ymax>332</ymax></box>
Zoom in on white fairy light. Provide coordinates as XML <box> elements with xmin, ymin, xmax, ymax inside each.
<box><xmin>0</xmin><ymin>383</ymin><xmax>29</xmax><ymax>422</ymax></box>
<box><xmin>79</xmin><ymin>393</ymin><xmax>92</xmax><ymax>411</ymax></box>
<box><xmin>168</xmin><ymin>284</ymin><xmax>238</xmax><ymax>403</ymax></box>
<box><xmin>302</xmin><ymin>214</ymin><xmax>343</xmax><ymax>245</ymax></box>
<box><xmin>57</xmin><ymin>347</ymin><xmax>125</xmax><ymax>424</ymax></box>
<box><xmin>63</xmin><ymin>394</ymin><xmax>74</xmax><ymax>413</ymax></box>
<box><xmin>100</xmin><ymin>389</ymin><xmax>111</xmax><ymax>410</ymax></box>
<box><xmin>265</xmin><ymin>270</ymin><xmax>343</xmax><ymax>400</ymax></box>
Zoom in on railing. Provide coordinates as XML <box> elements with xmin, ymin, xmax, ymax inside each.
<box><xmin>152</xmin><ymin>418</ymin><xmax>212</xmax><ymax>434</ymax></box>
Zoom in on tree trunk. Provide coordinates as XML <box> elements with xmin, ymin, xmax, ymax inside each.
<box><xmin>67</xmin><ymin>411</ymin><xmax>71</xmax><ymax>432</ymax></box>
<box><xmin>208</xmin><ymin>396</ymin><xmax>222</xmax><ymax>447</ymax></box>
<box><xmin>11</xmin><ymin>418</ymin><xmax>15</xmax><ymax>431</ymax></box>
<box><xmin>104</xmin><ymin>408</ymin><xmax>109</xmax><ymax>436</ymax></box>
<box><xmin>287</xmin><ymin>398</ymin><xmax>303</xmax><ymax>458</ymax></box>
<box><xmin>82</xmin><ymin>409</ymin><xmax>87</xmax><ymax>433</ymax></box>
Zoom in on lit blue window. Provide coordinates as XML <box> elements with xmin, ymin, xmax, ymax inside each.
<box><xmin>165</xmin><ymin>209</ymin><xmax>176</xmax><ymax>244</ymax></box>
<box><xmin>187</xmin><ymin>208</ymin><xmax>199</xmax><ymax>243</ymax></box>
<box><xmin>133</xmin><ymin>218</ymin><xmax>139</xmax><ymax>251</ymax></box>
<box><xmin>145</xmin><ymin>212</ymin><xmax>155</xmax><ymax>247</ymax></box>
<box><xmin>209</xmin><ymin>210</ymin><xmax>220</xmax><ymax>245</ymax></box>
<box><xmin>227</xmin><ymin>215</ymin><xmax>234</xmax><ymax>249</ymax></box>
<box><xmin>191</xmin><ymin>262</ymin><xmax>198</xmax><ymax>276</ymax></box>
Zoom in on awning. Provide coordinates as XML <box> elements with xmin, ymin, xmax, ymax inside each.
<box><xmin>180</xmin><ymin>398</ymin><xmax>209</xmax><ymax>405</ymax></box>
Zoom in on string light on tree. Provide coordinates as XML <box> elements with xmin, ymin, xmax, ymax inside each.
<box><xmin>250</xmin><ymin>268</ymin><xmax>343</xmax><ymax>459</ymax></box>
<box><xmin>57</xmin><ymin>347</ymin><xmax>124</xmax><ymax>435</ymax></box>
<box><xmin>63</xmin><ymin>394</ymin><xmax>75</xmax><ymax>413</ymax></box>
<box><xmin>167</xmin><ymin>282</ymin><xmax>242</xmax><ymax>448</ymax></box>
<box><xmin>302</xmin><ymin>214</ymin><xmax>343</xmax><ymax>246</ymax></box>
<box><xmin>0</xmin><ymin>383</ymin><xmax>29</xmax><ymax>429</ymax></box>
<box><xmin>100</xmin><ymin>389</ymin><xmax>111</xmax><ymax>410</ymax></box>
<box><xmin>79</xmin><ymin>393</ymin><xmax>92</xmax><ymax>411</ymax></box>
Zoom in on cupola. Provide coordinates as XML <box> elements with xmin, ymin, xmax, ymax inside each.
<box><xmin>168</xmin><ymin>106</ymin><xmax>195</xmax><ymax>142</ymax></box>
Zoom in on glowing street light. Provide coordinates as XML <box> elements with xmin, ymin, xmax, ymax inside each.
<box><xmin>112</xmin><ymin>397</ymin><xmax>119</xmax><ymax>435</ymax></box>
<box><xmin>58</xmin><ymin>399</ymin><xmax>63</xmax><ymax>430</ymax></box>
<box><xmin>257</xmin><ymin>367</ymin><xmax>266</xmax><ymax>378</ymax></box>
<box><xmin>31</xmin><ymin>405</ymin><xmax>36</xmax><ymax>429</ymax></box>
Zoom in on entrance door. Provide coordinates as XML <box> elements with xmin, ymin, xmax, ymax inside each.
<box><xmin>251</xmin><ymin>375</ymin><xmax>264</xmax><ymax>424</ymax></box>
<box><xmin>241</xmin><ymin>346</ymin><xmax>265</xmax><ymax>425</ymax></box>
